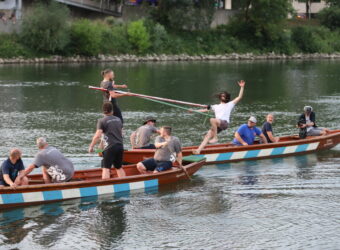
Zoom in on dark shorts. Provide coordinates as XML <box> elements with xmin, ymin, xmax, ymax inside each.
<box><xmin>217</xmin><ymin>120</ymin><xmax>229</xmax><ymax>133</ymax></box>
<box><xmin>102</xmin><ymin>144</ymin><xmax>124</xmax><ymax>169</ymax></box>
<box><xmin>141</xmin><ymin>158</ymin><xmax>172</xmax><ymax>172</ymax></box>
<box><xmin>138</xmin><ymin>144</ymin><xmax>156</xmax><ymax>149</ymax></box>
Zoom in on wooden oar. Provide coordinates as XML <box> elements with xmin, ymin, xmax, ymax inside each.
<box><xmin>179</xmin><ymin>164</ymin><xmax>192</xmax><ymax>181</ymax></box>
<box><xmin>88</xmin><ymin>86</ymin><xmax>207</xmax><ymax>108</ymax></box>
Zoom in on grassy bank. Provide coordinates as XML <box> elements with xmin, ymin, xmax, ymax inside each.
<box><xmin>1</xmin><ymin>2</ymin><xmax>340</xmax><ymax>59</ymax></box>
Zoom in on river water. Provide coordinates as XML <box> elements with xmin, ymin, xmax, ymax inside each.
<box><xmin>0</xmin><ymin>60</ymin><xmax>340</xmax><ymax>249</ymax></box>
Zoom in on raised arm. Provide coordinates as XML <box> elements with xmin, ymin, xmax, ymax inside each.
<box><xmin>89</xmin><ymin>129</ymin><xmax>103</xmax><ymax>153</ymax></box>
<box><xmin>232</xmin><ymin>80</ymin><xmax>245</xmax><ymax>104</ymax></box>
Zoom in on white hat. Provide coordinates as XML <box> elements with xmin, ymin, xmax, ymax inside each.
<box><xmin>248</xmin><ymin>116</ymin><xmax>257</xmax><ymax>123</ymax></box>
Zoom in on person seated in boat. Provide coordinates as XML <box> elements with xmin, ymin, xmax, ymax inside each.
<box><xmin>89</xmin><ymin>102</ymin><xmax>126</xmax><ymax>179</ymax></box>
<box><xmin>130</xmin><ymin>116</ymin><xmax>160</xmax><ymax>149</ymax></box>
<box><xmin>136</xmin><ymin>126</ymin><xmax>182</xmax><ymax>174</ymax></box>
<box><xmin>192</xmin><ymin>80</ymin><xmax>246</xmax><ymax>154</ymax></box>
<box><xmin>262</xmin><ymin>114</ymin><xmax>279</xmax><ymax>143</ymax></box>
<box><xmin>16</xmin><ymin>138</ymin><xmax>74</xmax><ymax>184</ymax></box>
<box><xmin>0</xmin><ymin>149</ymin><xmax>28</xmax><ymax>188</ymax></box>
<box><xmin>232</xmin><ymin>116</ymin><xmax>268</xmax><ymax>146</ymax></box>
<box><xmin>101</xmin><ymin>69</ymin><xmax>133</xmax><ymax>124</ymax></box>
<box><xmin>298</xmin><ymin>106</ymin><xmax>329</xmax><ymax>137</ymax></box>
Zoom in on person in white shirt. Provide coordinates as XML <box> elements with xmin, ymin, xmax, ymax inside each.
<box><xmin>192</xmin><ymin>80</ymin><xmax>245</xmax><ymax>154</ymax></box>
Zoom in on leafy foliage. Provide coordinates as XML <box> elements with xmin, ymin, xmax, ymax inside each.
<box><xmin>318</xmin><ymin>7</ymin><xmax>340</xmax><ymax>30</ymax></box>
<box><xmin>0</xmin><ymin>34</ymin><xmax>31</xmax><ymax>58</ymax></box>
<box><xmin>20</xmin><ymin>1</ymin><xmax>70</xmax><ymax>54</ymax></box>
<box><xmin>127</xmin><ymin>20</ymin><xmax>151</xmax><ymax>54</ymax></box>
<box><xmin>69</xmin><ymin>19</ymin><xmax>103</xmax><ymax>56</ymax></box>
<box><xmin>151</xmin><ymin>0</ymin><xmax>215</xmax><ymax>31</ymax></box>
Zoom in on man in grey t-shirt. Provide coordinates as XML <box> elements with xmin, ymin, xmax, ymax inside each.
<box><xmin>130</xmin><ymin>116</ymin><xmax>159</xmax><ymax>149</ymax></box>
<box><xmin>17</xmin><ymin>137</ymin><xmax>74</xmax><ymax>183</ymax></box>
<box><xmin>136</xmin><ymin>126</ymin><xmax>182</xmax><ymax>174</ymax></box>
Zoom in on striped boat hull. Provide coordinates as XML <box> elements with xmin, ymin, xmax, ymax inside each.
<box><xmin>123</xmin><ymin>130</ymin><xmax>340</xmax><ymax>165</ymax></box>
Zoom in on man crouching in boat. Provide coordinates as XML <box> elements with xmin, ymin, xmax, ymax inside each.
<box><xmin>16</xmin><ymin>138</ymin><xmax>74</xmax><ymax>184</ymax></box>
<box><xmin>136</xmin><ymin>126</ymin><xmax>182</xmax><ymax>174</ymax></box>
<box><xmin>89</xmin><ymin>102</ymin><xmax>126</xmax><ymax>179</ymax></box>
<box><xmin>130</xmin><ymin>116</ymin><xmax>159</xmax><ymax>149</ymax></box>
<box><xmin>192</xmin><ymin>80</ymin><xmax>245</xmax><ymax>154</ymax></box>
<box><xmin>0</xmin><ymin>149</ymin><xmax>28</xmax><ymax>188</ymax></box>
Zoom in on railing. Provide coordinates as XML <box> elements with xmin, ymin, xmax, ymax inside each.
<box><xmin>55</xmin><ymin>0</ymin><xmax>123</xmax><ymax>16</ymax></box>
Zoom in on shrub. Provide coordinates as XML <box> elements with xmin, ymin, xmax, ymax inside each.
<box><xmin>144</xmin><ymin>20</ymin><xmax>169</xmax><ymax>53</ymax></box>
<box><xmin>291</xmin><ymin>26</ymin><xmax>333</xmax><ymax>53</ymax></box>
<box><xmin>318</xmin><ymin>7</ymin><xmax>340</xmax><ymax>30</ymax></box>
<box><xmin>101</xmin><ymin>23</ymin><xmax>132</xmax><ymax>55</ymax></box>
<box><xmin>0</xmin><ymin>34</ymin><xmax>31</xmax><ymax>58</ymax></box>
<box><xmin>69</xmin><ymin>19</ymin><xmax>103</xmax><ymax>56</ymax></box>
<box><xmin>20</xmin><ymin>1</ymin><xmax>70</xmax><ymax>54</ymax></box>
<box><xmin>127</xmin><ymin>20</ymin><xmax>151</xmax><ymax>54</ymax></box>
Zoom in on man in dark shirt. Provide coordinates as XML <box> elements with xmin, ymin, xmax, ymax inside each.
<box><xmin>100</xmin><ymin>69</ymin><xmax>131</xmax><ymax>124</ymax></box>
<box><xmin>298</xmin><ymin>106</ymin><xmax>328</xmax><ymax>136</ymax></box>
<box><xmin>262</xmin><ymin>114</ymin><xmax>279</xmax><ymax>143</ymax></box>
<box><xmin>89</xmin><ymin>102</ymin><xmax>126</xmax><ymax>179</ymax></box>
<box><xmin>0</xmin><ymin>149</ymin><xmax>28</xmax><ymax>188</ymax></box>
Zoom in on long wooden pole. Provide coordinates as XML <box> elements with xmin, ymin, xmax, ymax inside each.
<box><xmin>88</xmin><ymin>86</ymin><xmax>208</xmax><ymax>108</ymax></box>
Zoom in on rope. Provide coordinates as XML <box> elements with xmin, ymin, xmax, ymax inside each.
<box><xmin>139</xmin><ymin>97</ymin><xmax>214</xmax><ymax>117</ymax></box>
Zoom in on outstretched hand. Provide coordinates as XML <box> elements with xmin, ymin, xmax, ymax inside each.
<box><xmin>238</xmin><ymin>80</ymin><xmax>245</xmax><ymax>87</ymax></box>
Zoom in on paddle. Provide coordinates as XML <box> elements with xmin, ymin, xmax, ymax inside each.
<box><xmin>88</xmin><ymin>86</ymin><xmax>207</xmax><ymax>108</ymax></box>
<box><xmin>178</xmin><ymin>164</ymin><xmax>192</xmax><ymax>181</ymax></box>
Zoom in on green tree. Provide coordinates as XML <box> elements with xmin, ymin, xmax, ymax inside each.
<box><xmin>20</xmin><ymin>1</ymin><xmax>70</xmax><ymax>54</ymax></box>
<box><xmin>69</xmin><ymin>19</ymin><xmax>103</xmax><ymax>56</ymax></box>
<box><xmin>151</xmin><ymin>0</ymin><xmax>215</xmax><ymax>31</ymax></box>
<box><xmin>230</xmin><ymin>0</ymin><xmax>293</xmax><ymax>47</ymax></box>
<box><xmin>127</xmin><ymin>20</ymin><xmax>151</xmax><ymax>54</ymax></box>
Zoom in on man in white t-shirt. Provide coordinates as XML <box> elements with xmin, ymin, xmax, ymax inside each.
<box><xmin>193</xmin><ymin>80</ymin><xmax>245</xmax><ymax>154</ymax></box>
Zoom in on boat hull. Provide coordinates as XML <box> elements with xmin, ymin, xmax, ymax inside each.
<box><xmin>123</xmin><ymin>130</ymin><xmax>340</xmax><ymax>165</ymax></box>
<box><xmin>0</xmin><ymin>159</ymin><xmax>205</xmax><ymax>210</ymax></box>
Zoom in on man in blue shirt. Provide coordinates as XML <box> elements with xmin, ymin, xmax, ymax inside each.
<box><xmin>0</xmin><ymin>149</ymin><xmax>29</xmax><ymax>188</ymax></box>
<box><xmin>232</xmin><ymin>116</ymin><xmax>268</xmax><ymax>146</ymax></box>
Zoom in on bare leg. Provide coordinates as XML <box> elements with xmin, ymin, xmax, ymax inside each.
<box><xmin>20</xmin><ymin>176</ymin><xmax>29</xmax><ymax>186</ymax></box>
<box><xmin>137</xmin><ymin>162</ymin><xmax>147</xmax><ymax>174</ymax></box>
<box><xmin>42</xmin><ymin>167</ymin><xmax>52</xmax><ymax>184</ymax></box>
<box><xmin>102</xmin><ymin>168</ymin><xmax>110</xmax><ymax>179</ymax></box>
<box><xmin>116</xmin><ymin>168</ymin><xmax>126</xmax><ymax>178</ymax></box>
<box><xmin>208</xmin><ymin>118</ymin><xmax>221</xmax><ymax>144</ymax></box>
<box><xmin>193</xmin><ymin>130</ymin><xmax>213</xmax><ymax>155</ymax></box>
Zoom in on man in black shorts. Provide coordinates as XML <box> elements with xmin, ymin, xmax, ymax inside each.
<box><xmin>89</xmin><ymin>102</ymin><xmax>126</xmax><ymax>179</ymax></box>
<box><xmin>136</xmin><ymin>126</ymin><xmax>182</xmax><ymax>174</ymax></box>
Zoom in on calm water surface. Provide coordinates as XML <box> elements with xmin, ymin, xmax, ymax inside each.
<box><xmin>0</xmin><ymin>60</ymin><xmax>340</xmax><ymax>249</ymax></box>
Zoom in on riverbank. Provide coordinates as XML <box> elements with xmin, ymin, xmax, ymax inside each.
<box><xmin>1</xmin><ymin>53</ymin><xmax>340</xmax><ymax>64</ymax></box>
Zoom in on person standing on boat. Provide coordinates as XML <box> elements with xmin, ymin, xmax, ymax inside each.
<box><xmin>16</xmin><ymin>138</ymin><xmax>74</xmax><ymax>183</ymax></box>
<box><xmin>262</xmin><ymin>114</ymin><xmax>279</xmax><ymax>143</ymax></box>
<box><xmin>89</xmin><ymin>102</ymin><xmax>126</xmax><ymax>179</ymax></box>
<box><xmin>101</xmin><ymin>69</ymin><xmax>132</xmax><ymax>124</ymax></box>
<box><xmin>0</xmin><ymin>149</ymin><xmax>28</xmax><ymax>188</ymax></box>
<box><xmin>136</xmin><ymin>126</ymin><xmax>182</xmax><ymax>174</ymax></box>
<box><xmin>192</xmin><ymin>80</ymin><xmax>245</xmax><ymax>154</ymax></box>
<box><xmin>232</xmin><ymin>116</ymin><xmax>268</xmax><ymax>146</ymax></box>
<box><xmin>130</xmin><ymin>116</ymin><xmax>160</xmax><ymax>149</ymax></box>
<box><xmin>298</xmin><ymin>106</ymin><xmax>329</xmax><ymax>136</ymax></box>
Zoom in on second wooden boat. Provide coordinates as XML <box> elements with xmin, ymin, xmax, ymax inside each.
<box><xmin>123</xmin><ymin>130</ymin><xmax>340</xmax><ymax>165</ymax></box>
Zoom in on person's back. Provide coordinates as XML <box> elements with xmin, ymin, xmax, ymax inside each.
<box><xmin>34</xmin><ymin>146</ymin><xmax>74</xmax><ymax>182</ymax></box>
<box><xmin>135</xmin><ymin>124</ymin><xmax>157</xmax><ymax>149</ymax></box>
<box><xmin>98</xmin><ymin>115</ymin><xmax>123</xmax><ymax>149</ymax></box>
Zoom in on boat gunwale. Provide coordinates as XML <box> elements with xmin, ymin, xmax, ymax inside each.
<box><xmin>0</xmin><ymin>160</ymin><xmax>205</xmax><ymax>194</ymax></box>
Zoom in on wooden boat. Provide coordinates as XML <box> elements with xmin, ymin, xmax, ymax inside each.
<box><xmin>123</xmin><ymin>129</ymin><xmax>340</xmax><ymax>165</ymax></box>
<box><xmin>0</xmin><ymin>158</ymin><xmax>205</xmax><ymax>210</ymax></box>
